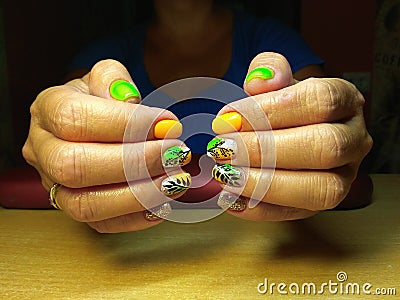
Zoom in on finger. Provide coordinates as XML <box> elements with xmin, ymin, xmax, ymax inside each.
<box><xmin>33</xmin><ymin>85</ymin><xmax>182</xmax><ymax>142</ymax></box>
<box><xmin>244</xmin><ymin>52</ymin><xmax>295</xmax><ymax>96</ymax></box>
<box><xmin>84</xmin><ymin>59</ymin><xmax>141</xmax><ymax>103</ymax></box>
<box><xmin>217</xmin><ymin>193</ymin><xmax>318</xmax><ymax>221</ymax></box>
<box><xmin>213</xmin><ymin>165</ymin><xmax>357</xmax><ymax>211</ymax></box>
<box><xmin>87</xmin><ymin>211</ymin><xmax>165</xmax><ymax>233</ymax></box>
<box><xmin>208</xmin><ymin>115</ymin><xmax>372</xmax><ymax>169</ymax></box>
<box><xmin>212</xmin><ymin>78</ymin><xmax>365</xmax><ymax>134</ymax></box>
<box><xmin>33</xmin><ymin>129</ymin><xmax>191</xmax><ymax>188</ymax></box>
<box><xmin>52</xmin><ymin>172</ymin><xmax>191</xmax><ymax>222</ymax></box>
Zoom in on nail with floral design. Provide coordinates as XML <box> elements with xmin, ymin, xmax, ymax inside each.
<box><xmin>212</xmin><ymin>163</ymin><xmax>245</xmax><ymax>187</ymax></box>
<box><xmin>206</xmin><ymin>137</ymin><xmax>237</xmax><ymax>160</ymax></box>
<box><xmin>162</xmin><ymin>146</ymin><xmax>191</xmax><ymax>168</ymax></box>
<box><xmin>161</xmin><ymin>173</ymin><xmax>191</xmax><ymax>196</ymax></box>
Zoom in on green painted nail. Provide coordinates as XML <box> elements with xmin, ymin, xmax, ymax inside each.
<box><xmin>245</xmin><ymin>67</ymin><xmax>274</xmax><ymax>83</ymax></box>
<box><xmin>162</xmin><ymin>146</ymin><xmax>192</xmax><ymax>167</ymax></box>
<box><xmin>109</xmin><ymin>80</ymin><xmax>139</xmax><ymax>101</ymax></box>
<box><xmin>207</xmin><ymin>138</ymin><xmax>237</xmax><ymax>159</ymax></box>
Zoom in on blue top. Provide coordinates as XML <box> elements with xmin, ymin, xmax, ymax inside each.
<box><xmin>69</xmin><ymin>11</ymin><xmax>324</xmax><ymax>153</ymax></box>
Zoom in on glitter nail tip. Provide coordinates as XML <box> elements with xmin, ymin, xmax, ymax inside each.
<box><xmin>144</xmin><ymin>203</ymin><xmax>172</xmax><ymax>221</ymax></box>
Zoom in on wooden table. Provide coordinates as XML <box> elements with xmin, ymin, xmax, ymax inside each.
<box><xmin>1</xmin><ymin>174</ymin><xmax>399</xmax><ymax>299</ymax></box>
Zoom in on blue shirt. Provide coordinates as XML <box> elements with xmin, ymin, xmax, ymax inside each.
<box><xmin>69</xmin><ymin>11</ymin><xmax>324</xmax><ymax>153</ymax></box>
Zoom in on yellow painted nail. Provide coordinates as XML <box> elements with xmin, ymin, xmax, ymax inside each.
<box><xmin>211</xmin><ymin>112</ymin><xmax>242</xmax><ymax>134</ymax></box>
<box><xmin>154</xmin><ymin>120</ymin><xmax>182</xmax><ymax>139</ymax></box>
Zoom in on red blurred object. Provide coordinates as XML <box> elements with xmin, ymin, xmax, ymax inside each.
<box><xmin>0</xmin><ymin>160</ymin><xmax>373</xmax><ymax>210</ymax></box>
<box><xmin>0</xmin><ymin>166</ymin><xmax>51</xmax><ymax>209</ymax></box>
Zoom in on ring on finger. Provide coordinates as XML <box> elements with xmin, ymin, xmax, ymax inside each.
<box><xmin>49</xmin><ymin>183</ymin><xmax>62</xmax><ymax>210</ymax></box>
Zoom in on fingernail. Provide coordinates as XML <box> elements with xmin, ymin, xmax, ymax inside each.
<box><xmin>212</xmin><ymin>112</ymin><xmax>242</xmax><ymax>134</ymax></box>
<box><xmin>162</xmin><ymin>146</ymin><xmax>192</xmax><ymax>167</ymax></box>
<box><xmin>154</xmin><ymin>120</ymin><xmax>183</xmax><ymax>139</ymax></box>
<box><xmin>207</xmin><ymin>137</ymin><xmax>237</xmax><ymax>159</ymax></box>
<box><xmin>109</xmin><ymin>79</ymin><xmax>140</xmax><ymax>101</ymax></box>
<box><xmin>245</xmin><ymin>67</ymin><xmax>274</xmax><ymax>83</ymax></box>
<box><xmin>212</xmin><ymin>164</ymin><xmax>245</xmax><ymax>187</ymax></box>
<box><xmin>217</xmin><ymin>192</ymin><xmax>247</xmax><ymax>211</ymax></box>
<box><xmin>161</xmin><ymin>173</ymin><xmax>191</xmax><ymax>196</ymax></box>
<box><xmin>144</xmin><ymin>203</ymin><xmax>172</xmax><ymax>221</ymax></box>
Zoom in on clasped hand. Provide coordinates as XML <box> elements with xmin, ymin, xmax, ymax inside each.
<box><xmin>22</xmin><ymin>52</ymin><xmax>372</xmax><ymax>233</ymax></box>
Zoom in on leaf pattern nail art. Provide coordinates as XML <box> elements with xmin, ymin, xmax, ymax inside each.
<box><xmin>161</xmin><ymin>173</ymin><xmax>192</xmax><ymax>195</ymax></box>
<box><xmin>162</xmin><ymin>146</ymin><xmax>191</xmax><ymax>167</ymax></box>
<box><xmin>212</xmin><ymin>164</ymin><xmax>244</xmax><ymax>187</ymax></box>
<box><xmin>206</xmin><ymin>138</ymin><xmax>236</xmax><ymax>159</ymax></box>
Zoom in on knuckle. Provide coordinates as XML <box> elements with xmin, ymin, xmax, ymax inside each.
<box><xmin>315</xmin><ymin>124</ymin><xmax>349</xmax><ymax>168</ymax></box>
<box><xmin>48</xmin><ymin>144</ymin><xmax>87</xmax><ymax>187</ymax></box>
<box><xmin>65</xmin><ymin>190</ymin><xmax>98</xmax><ymax>222</ymax></box>
<box><xmin>51</xmin><ymin>97</ymin><xmax>89</xmax><ymax>140</ymax></box>
<box><xmin>309</xmin><ymin>78</ymin><xmax>343</xmax><ymax>121</ymax></box>
<box><xmin>319</xmin><ymin>174</ymin><xmax>348</xmax><ymax>210</ymax></box>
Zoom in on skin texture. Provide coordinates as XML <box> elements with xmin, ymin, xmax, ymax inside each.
<box><xmin>23</xmin><ymin>1</ymin><xmax>372</xmax><ymax>232</ymax></box>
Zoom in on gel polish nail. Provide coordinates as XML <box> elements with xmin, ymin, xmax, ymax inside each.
<box><xmin>207</xmin><ymin>137</ymin><xmax>237</xmax><ymax>159</ymax></box>
<box><xmin>211</xmin><ymin>112</ymin><xmax>242</xmax><ymax>134</ymax></box>
<box><xmin>154</xmin><ymin>120</ymin><xmax>183</xmax><ymax>139</ymax></box>
<box><xmin>217</xmin><ymin>192</ymin><xmax>247</xmax><ymax>211</ymax></box>
<box><xmin>245</xmin><ymin>67</ymin><xmax>275</xmax><ymax>83</ymax></box>
<box><xmin>212</xmin><ymin>164</ymin><xmax>245</xmax><ymax>187</ymax></box>
<box><xmin>162</xmin><ymin>146</ymin><xmax>192</xmax><ymax>167</ymax></box>
<box><xmin>109</xmin><ymin>79</ymin><xmax>140</xmax><ymax>101</ymax></box>
<box><xmin>161</xmin><ymin>173</ymin><xmax>191</xmax><ymax>196</ymax></box>
<box><xmin>144</xmin><ymin>203</ymin><xmax>172</xmax><ymax>221</ymax></box>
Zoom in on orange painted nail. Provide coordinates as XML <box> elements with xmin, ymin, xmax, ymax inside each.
<box><xmin>211</xmin><ymin>112</ymin><xmax>242</xmax><ymax>134</ymax></box>
<box><xmin>154</xmin><ymin>120</ymin><xmax>182</xmax><ymax>139</ymax></box>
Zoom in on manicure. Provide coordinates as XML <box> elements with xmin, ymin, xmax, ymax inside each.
<box><xmin>217</xmin><ymin>191</ymin><xmax>247</xmax><ymax>212</ymax></box>
<box><xmin>161</xmin><ymin>173</ymin><xmax>191</xmax><ymax>196</ymax></box>
<box><xmin>212</xmin><ymin>164</ymin><xmax>245</xmax><ymax>187</ymax></box>
<box><xmin>245</xmin><ymin>67</ymin><xmax>275</xmax><ymax>83</ymax></box>
<box><xmin>211</xmin><ymin>112</ymin><xmax>242</xmax><ymax>134</ymax></box>
<box><xmin>144</xmin><ymin>203</ymin><xmax>172</xmax><ymax>221</ymax></box>
<box><xmin>109</xmin><ymin>79</ymin><xmax>140</xmax><ymax>102</ymax></box>
<box><xmin>207</xmin><ymin>137</ymin><xmax>237</xmax><ymax>159</ymax></box>
<box><xmin>154</xmin><ymin>120</ymin><xmax>183</xmax><ymax>139</ymax></box>
<box><xmin>162</xmin><ymin>146</ymin><xmax>192</xmax><ymax>167</ymax></box>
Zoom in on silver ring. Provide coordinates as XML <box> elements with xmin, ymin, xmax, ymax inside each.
<box><xmin>49</xmin><ymin>183</ymin><xmax>62</xmax><ymax>210</ymax></box>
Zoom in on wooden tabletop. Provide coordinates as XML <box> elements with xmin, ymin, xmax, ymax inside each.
<box><xmin>1</xmin><ymin>174</ymin><xmax>399</xmax><ymax>299</ymax></box>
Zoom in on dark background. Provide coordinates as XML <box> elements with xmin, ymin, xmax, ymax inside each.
<box><xmin>0</xmin><ymin>0</ymin><xmax>376</xmax><ymax>170</ymax></box>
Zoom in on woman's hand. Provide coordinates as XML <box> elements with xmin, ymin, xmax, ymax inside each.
<box><xmin>22</xmin><ymin>60</ymin><xmax>192</xmax><ymax>233</ymax></box>
<box><xmin>209</xmin><ymin>52</ymin><xmax>373</xmax><ymax>221</ymax></box>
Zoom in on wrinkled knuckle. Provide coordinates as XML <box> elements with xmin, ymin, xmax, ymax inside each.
<box><xmin>317</xmin><ymin>124</ymin><xmax>348</xmax><ymax>167</ymax></box>
<box><xmin>65</xmin><ymin>191</ymin><xmax>97</xmax><ymax>222</ymax></box>
<box><xmin>49</xmin><ymin>145</ymin><xmax>86</xmax><ymax>187</ymax></box>
<box><xmin>320</xmin><ymin>174</ymin><xmax>348</xmax><ymax>210</ymax></box>
<box><xmin>312</xmin><ymin>79</ymin><xmax>344</xmax><ymax>121</ymax></box>
<box><xmin>51</xmin><ymin>97</ymin><xmax>88</xmax><ymax>140</ymax></box>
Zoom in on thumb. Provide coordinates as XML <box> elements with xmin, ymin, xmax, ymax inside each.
<box><xmin>84</xmin><ymin>59</ymin><xmax>141</xmax><ymax>103</ymax></box>
<box><xmin>244</xmin><ymin>52</ymin><xmax>295</xmax><ymax>95</ymax></box>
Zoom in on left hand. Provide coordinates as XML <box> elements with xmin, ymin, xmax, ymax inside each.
<box><xmin>208</xmin><ymin>52</ymin><xmax>373</xmax><ymax>221</ymax></box>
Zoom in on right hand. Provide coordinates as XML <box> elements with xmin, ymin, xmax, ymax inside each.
<box><xmin>22</xmin><ymin>60</ymin><xmax>192</xmax><ymax>233</ymax></box>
